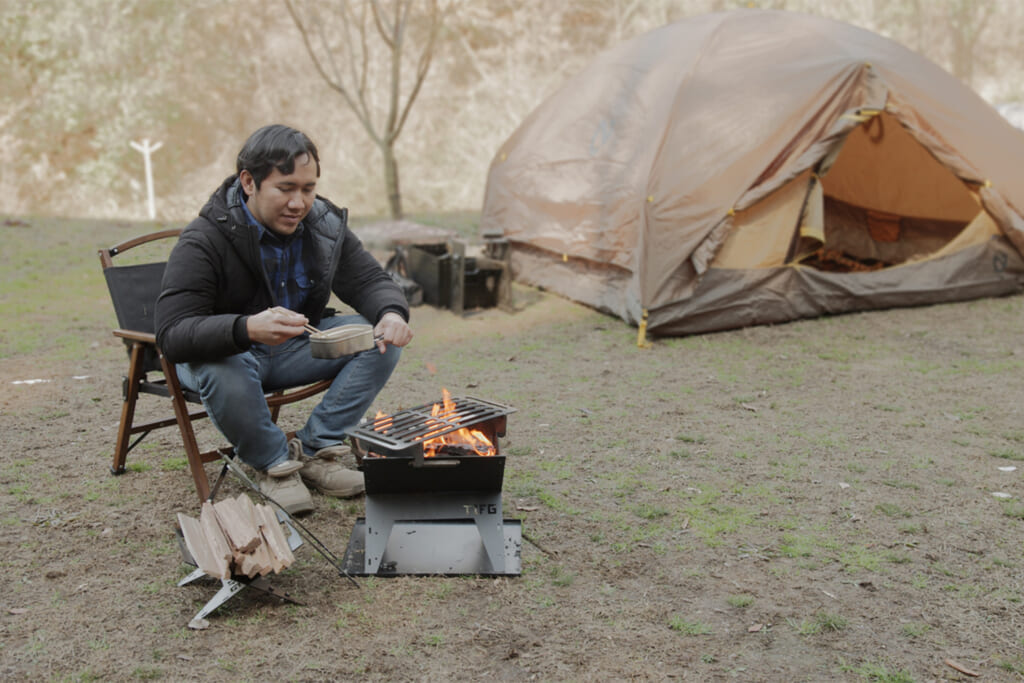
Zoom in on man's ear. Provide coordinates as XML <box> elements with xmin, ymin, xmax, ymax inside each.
<box><xmin>239</xmin><ymin>169</ymin><xmax>256</xmax><ymax>196</ymax></box>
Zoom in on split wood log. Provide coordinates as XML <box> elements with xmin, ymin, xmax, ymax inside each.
<box><xmin>199</xmin><ymin>502</ymin><xmax>232</xmax><ymax>563</ymax></box>
<box><xmin>256</xmin><ymin>504</ymin><xmax>295</xmax><ymax>570</ymax></box>
<box><xmin>177</xmin><ymin>513</ymin><xmax>229</xmax><ymax>579</ymax></box>
<box><xmin>236</xmin><ymin>493</ymin><xmax>260</xmax><ymax>529</ymax></box>
<box><xmin>236</xmin><ymin>552</ymin><xmax>259</xmax><ymax>578</ymax></box>
<box><xmin>249</xmin><ymin>537</ymin><xmax>275</xmax><ymax>577</ymax></box>
<box><xmin>213</xmin><ymin>496</ymin><xmax>260</xmax><ymax>553</ymax></box>
<box><xmin>258</xmin><ymin>528</ymin><xmax>284</xmax><ymax>574</ymax></box>
<box><xmin>236</xmin><ymin>494</ymin><xmax>275</xmax><ymax>576</ymax></box>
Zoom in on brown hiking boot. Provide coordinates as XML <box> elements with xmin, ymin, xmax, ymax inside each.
<box><xmin>258</xmin><ymin>471</ymin><xmax>314</xmax><ymax>515</ymax></box>
<box><xmin>307</xmin><ymin>443</ymin><xmax>358</xmax><ymax>469</ymax></box>
<box><xmin>288</xmin><ymin>439</ymin><xmax>365</xmax><ymax>498</ymax></box>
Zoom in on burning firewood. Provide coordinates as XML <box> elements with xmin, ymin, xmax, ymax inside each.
<box><xmin>177</xmin><ymin>494</ymin><xmax>295</xmax><ymax>579</ymax></box>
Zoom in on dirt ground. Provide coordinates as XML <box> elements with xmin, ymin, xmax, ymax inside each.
<box><xmin>3</xmin><ymin>221</ymin><xmax>1024</xmax><ymax>681</ymax></box>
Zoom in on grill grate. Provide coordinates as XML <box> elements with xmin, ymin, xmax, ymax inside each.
<box><xmin>347</xmin><ymin>396</ymin><xmax>515</xmax><ymax>453</ymax></box>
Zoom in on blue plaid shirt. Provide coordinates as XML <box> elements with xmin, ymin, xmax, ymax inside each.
<box><xmin>240</xmin><ymin>193</ymin><xmax>311</xmax><ymax>313</ymax></box>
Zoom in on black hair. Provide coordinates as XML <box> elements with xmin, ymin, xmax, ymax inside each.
<box><xmin>236</xmin><ymin>124</ymin><xmax>321</xmax><ymax>190</ymax></box>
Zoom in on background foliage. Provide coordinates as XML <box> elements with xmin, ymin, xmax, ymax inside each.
<box><xmin>2</xmin><ymin>0</ymin><xmax>1022</xmax><ymax>221</ymax></box>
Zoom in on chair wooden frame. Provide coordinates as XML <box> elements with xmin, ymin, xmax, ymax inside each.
<box><xmin>100</xmin><ymin>229</ymin><xmax>331</xmax><ymax>503</ymax></box>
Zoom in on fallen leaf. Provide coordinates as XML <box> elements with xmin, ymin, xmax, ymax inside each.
<box><xmin>9</xmin><ymin>608</ymin><xmax>28</xmax><ymax>615</ymax></box>
<box><xmin>516</xmin><ymin>505</ymin><xmax>539</xmax><ymax>512</ymax></box>
<box><xmin>747</xmin><ymin>623</ymin><xmax>763</xmax><ymax>633</ymax></box>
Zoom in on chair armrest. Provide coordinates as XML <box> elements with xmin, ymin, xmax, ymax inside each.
<box><xmin>113</xmin><ymin>329</ymin><xmax>157</xmax><ymax>344</ymax></box>
<box><xmin>265</xmin><ymin>379</ymin><xmax>334</xmax><ymax>408</ymax></box>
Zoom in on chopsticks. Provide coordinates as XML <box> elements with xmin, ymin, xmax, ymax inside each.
<box><xmin>304</xmin><ymin>324</ymin><xmax>321</xmax><ymax>335</ymax></box>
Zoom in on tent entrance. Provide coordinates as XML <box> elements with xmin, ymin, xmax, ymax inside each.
<box><xmin>711</xmin><ymin>111</ymin><xmax>998</xmax><ymax>273</ymax></box>
<box><xmin>792</xmin><ymin>111</ymin><xmax>990</xmax><ymax>272</ymax></box>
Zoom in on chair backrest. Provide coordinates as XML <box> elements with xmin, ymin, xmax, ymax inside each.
<box><xmin>103</xmin><ymin>261</ymin><xmax>167</xmax><ymax>334</ymax></box>
<box><xmin>99</xmin><ymin>229</ymin><xmax>182</xmax><ymax>373</ymax></box>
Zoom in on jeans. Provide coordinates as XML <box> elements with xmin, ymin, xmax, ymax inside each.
<box><xmin>175</xmin><ymin>315</ymin><xmax>401</xmax><ymax>471</ymax></box>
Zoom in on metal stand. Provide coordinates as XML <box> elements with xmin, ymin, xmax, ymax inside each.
<box><xmin>177</xmin><ymin>510</ymin><xmax>304</xmax><ymax>628</ymax></box>
<box><xmin>343</xmin><ymin>491</ymin><xmax>522</xmax><ymax>576</ymax></box>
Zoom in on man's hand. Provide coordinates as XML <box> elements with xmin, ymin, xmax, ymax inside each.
<box><xmin>247</xmin><ymin>306</ymin><xmax>308</xmax><ymax>345</ymax></box>
<box><xmin>373</xmin><ymin>311</ymin><xmax>413</xmax><ymax>353</ymax></box>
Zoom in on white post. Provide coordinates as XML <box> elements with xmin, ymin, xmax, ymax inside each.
<box><xmin>130</xmin><ymin>138</ymin><xmax>163</xmax><ymax>220</ymax></box>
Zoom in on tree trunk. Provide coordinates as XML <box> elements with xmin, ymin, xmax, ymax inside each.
<box><xmin>382</xmin><ymin>141</ymin><xmax>403</xmax><ymax>219</ymax></box>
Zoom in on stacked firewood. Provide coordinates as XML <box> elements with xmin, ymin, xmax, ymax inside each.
<box><xmin>177</xmin><ymin>494</ymin><xmax>295</xmax><ymax>579</ymax></box>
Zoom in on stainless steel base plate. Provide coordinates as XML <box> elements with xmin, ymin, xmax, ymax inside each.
<box><xmin>342</xmin><ymin>518</ymin><xmax>522</xmax><ymax>576</ymax></box>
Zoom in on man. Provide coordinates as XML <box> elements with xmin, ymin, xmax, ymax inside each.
<box><xmin>155</xmin><ymin>124</ymin><xmax>412</xmax><ymax>514</ymax></box>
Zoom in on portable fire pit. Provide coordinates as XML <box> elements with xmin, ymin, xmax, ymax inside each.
<box><xmin>341</xmin><ymin>395</ymin><xmax>521</xmax><ymax>576</ymax></box>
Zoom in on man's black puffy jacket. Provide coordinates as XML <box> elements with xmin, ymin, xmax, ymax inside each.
<box><xmin>155</xmin><ymin>176</ymin><xmax>409</xmax><ymax>364</ymax></box>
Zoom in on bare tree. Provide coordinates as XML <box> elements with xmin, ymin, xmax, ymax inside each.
<box><xmin>285</xmin><ymin>0</ymin><xmax>445</xmax><ymax>219</ymax></box>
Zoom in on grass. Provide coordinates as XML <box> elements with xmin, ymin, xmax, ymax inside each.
<box><xmin>632</xmin><ymin>503</ymin><xmax>670</xmax><ymax>519</ymax></box>
<box><xmin>726</xmin><ymin>594</ymin><xmax>755</xmax><ymax>608</ymax></box>
<box><xmin>1001</xmin><ymin>502</ymin><xmax>1024</xmax><ymax>519</ymax></box>
<box><xmin>996</xmin><ymin>659</ymin><xmax>1024</xmax><ymax>675</ymax></box>
<box><xmin>840</xmin><ymin>545</ymin><xmax>885</xmax><ymax>573</ymax></box>
<box><xmin>549</xmin><ymin>565</ymin><xmax>575</xmax><ymax>587</ymax></box>
<box><xmin>160</xmin><ymin>457</ymin><xmax>188</xmax><ymax>472</ymax></box>
<box><xmin>1</xmin><ymin>218</ymin><xmax>159</xmax><ymax>360</ymax></box>
<box><xmin>899</xmin><ymin>622</ymin><xmax>930</xmax><ymax>638</ymax></box>
<box><xmin>989</xmin><ymin>449</ymin><xmax>1024</xmax><ymax>461</ymax></box>
<box><xmin>875</xmin><ymin>502</ymin><xmax>910</xmax><ymax>517</ymax></box>
<box><xmin>788</xmin><ymin>612</ymin><xmax>848</xmax><ymax>636</ymax></box>
<box><xmin>839</xmin><ymin>658</ymin><xmax>915</xmax><ymax>682</ymax></box>
<box><xmin>668</xmin><ymin>616</ymin><xmax>713</xmax><ymax>635</ymax></box>
<box><xmin>778</xmin><ymin>533</ymin><xmax>817</xmax><ymax>558</ymax></box>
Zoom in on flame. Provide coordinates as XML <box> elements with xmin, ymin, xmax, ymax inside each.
<box><xmin>366</xmin><ymin>390</ymin><xmax>496</xmax><ymax>458</ymax></box>
<box><xmin>418</xmin><ymin>388</ymin><xmax>495</xmax><ymax>457</ymax></box>
<box><xmin>372</xmin><ymin>410</ymin><xmax>393</xmax><ymax>433</ymax></box>
<box><xmin>359</xmin><ymin>410</ymin><xmax>393</xmax><ymax>459</ymax></box>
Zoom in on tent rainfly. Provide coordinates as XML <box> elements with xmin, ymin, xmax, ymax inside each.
<box><xmin>480</xmin><ymin>10</ymin><xmax>1024</xmax><ymax>338</ymax></box>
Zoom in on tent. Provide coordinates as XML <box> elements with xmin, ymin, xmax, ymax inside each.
<box><xmin>480</xmin><ymin>10</ymin><xmax>1024</xmax><ymax>338</ymax></box>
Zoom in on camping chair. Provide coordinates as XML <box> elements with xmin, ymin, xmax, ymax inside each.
<box><xmin>99</xmin><ymin>228</ymin><xmax>332</xmax><ymax>504</ymax></box>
